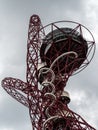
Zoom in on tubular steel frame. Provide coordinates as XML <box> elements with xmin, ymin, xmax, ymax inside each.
<box><xmin>1</xmin><ymin>15</ymin><xmax>96</xmax><ymax>130</ymax></box>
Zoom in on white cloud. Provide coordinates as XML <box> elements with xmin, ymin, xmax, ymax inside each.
<box><xmin>1</xmin><ymin>128</ymin><xmax>14</xmax><ymax>130</ymax></box>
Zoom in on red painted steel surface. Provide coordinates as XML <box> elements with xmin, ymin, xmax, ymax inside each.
<box><xmin>1</xmin><ymin>15</ymin><xmax>96</xmax><ymax>130</ymax></box>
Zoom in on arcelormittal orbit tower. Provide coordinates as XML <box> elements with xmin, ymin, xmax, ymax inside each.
<box><xmin>1</xmin><ymin>14</ymin><xmax>96</xmax><ymax>130</ymax></box>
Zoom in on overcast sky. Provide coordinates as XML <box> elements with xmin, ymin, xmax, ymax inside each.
<box><xmin>0</xmin><ymin>0</ymin><xmax>98</xmax><ymax>130</ymax></box>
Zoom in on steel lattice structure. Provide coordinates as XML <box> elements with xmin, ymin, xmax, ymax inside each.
<box><xmin>1</xmin><ymin>15</ymin><xmax>96</xmax><ymax>130</ymax></box>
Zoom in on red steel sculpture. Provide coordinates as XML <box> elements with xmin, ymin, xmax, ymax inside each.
<box><xmin>1</xmin><ymin>14</ymin><xmax>96</xmax><ymax>130</ymax></box>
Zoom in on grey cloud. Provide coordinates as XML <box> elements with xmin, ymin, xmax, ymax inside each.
<box><xmin>0</xmin><ymin>89</ymin><xmax>31</xmax><ymax>130</ymax></box>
